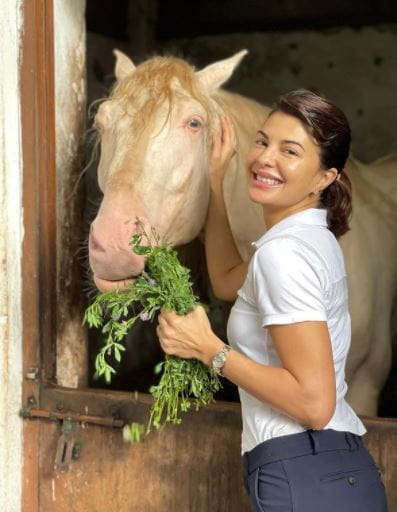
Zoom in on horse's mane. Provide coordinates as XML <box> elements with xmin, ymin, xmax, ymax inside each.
<box><xmin>109</xmin><ymin>56</ymin><xmax>217</xmax><ymax>137</ymax></box>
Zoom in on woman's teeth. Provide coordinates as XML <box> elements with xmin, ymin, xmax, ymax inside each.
<box><xmin>255</xmin><ymin>174</ymin><xmax>283</xmax><ymax>185</ymax></box>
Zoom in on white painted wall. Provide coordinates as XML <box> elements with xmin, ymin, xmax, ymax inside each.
<box><xmin>0</xmin><ymin>1</ymin><xmax>24</xmax><ymax>511</ymax></box>
<box><xmin>0</xmin><ymin>1</ymin><xmax>87</xmax><ymax>508</ymax></box>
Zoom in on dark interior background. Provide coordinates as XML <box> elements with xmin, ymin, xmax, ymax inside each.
<box><xmin>87</xmin><ymin>1</ymin><xmax>397</xmax><ymax>39</ymax></box>
<box><xmin>84</xmin><ymin>0</ymin><xmax>397</xmax><ymax>416</ymax></box>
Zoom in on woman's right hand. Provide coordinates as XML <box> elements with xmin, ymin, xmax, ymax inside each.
<box><xmin>210</xmin><ymin>115</ymin><xmax>237</xmax><ymax>190</ymax></box>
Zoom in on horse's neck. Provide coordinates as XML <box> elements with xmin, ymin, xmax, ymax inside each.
<box><xmin>349</xmin><ymin>155</ymin><xmax>397</xmax><ymax>209</ymax></box>
<box><xmin>347</xmin><ymin>157</ymin><xmax>397</xmax><ymax>233</ymax></box>
<box><xmin>213</xmin><ymin>90</ymin><xmax>270</xmax><ymax>260</ymax></box>
<box><xmin>214</xmin><ymin>90</ymin><xmax>271</xmax><ymax>139</ymax></box>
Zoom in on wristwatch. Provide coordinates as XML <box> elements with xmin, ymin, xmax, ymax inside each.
<box><xmin>211</xmin><ymin>344</ymin><xmax>232</xmax><ymax>376</ymax></box>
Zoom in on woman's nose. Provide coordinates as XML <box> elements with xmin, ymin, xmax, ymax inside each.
<box><xmin>257</xmin><ymin>147</ymin><xmax>276</xmax><ymax>166</ymax></box>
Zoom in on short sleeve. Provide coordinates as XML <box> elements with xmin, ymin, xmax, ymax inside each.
<box><xmin>252</xmin><ymin>237</ymin><xmax>328</xmax><ymax>327</ymax></box>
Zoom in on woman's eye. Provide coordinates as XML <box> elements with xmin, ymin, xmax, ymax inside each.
<box><xmin>255</xmin><ymin>139</ymin><xmax>267</xmax><ymax>146</ymax></box>
<box><xmin>284</xmin><ymin>148</ymin><xmax>298</xmax><ymax>156</ymax></box>
<box><xmin>187</xmin><ymin>118</ymin><xmax>202</xmax><ymax>129</ymax></box>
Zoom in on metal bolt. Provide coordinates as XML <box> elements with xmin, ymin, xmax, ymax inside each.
<box><xmin>62</xmin><ymin>417</ymin><xmax>74</xmax><ymax>433</ymax></box>
<box><xmin>72</xmin><ymin>442</ymin><xmax>82</xmax><ymax>460</ymax></box>
<box><xmin>109</xmin><ymin>405</ymin><xmax>120</xmax><ymax>416</ymax></box>
<box><xmin>27</xmin><ymin>395</ymin><xmax>37</xmax><ymax>406</ymax></box>
<box><xmin>25</xmin><ymin>367</ymin><xmax>39</xmax><ymax>381</ymax></box>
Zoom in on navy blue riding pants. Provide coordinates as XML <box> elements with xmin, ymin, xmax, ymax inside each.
<box><xmin>242</xmin><ymin>429</ymin><xmax>388</xmax><ymax>512</ymax></box>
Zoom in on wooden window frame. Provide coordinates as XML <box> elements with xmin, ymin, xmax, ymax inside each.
<box><xmin>21</xmin><ymin>0</ymin><xmax>57</xmax><ymax>508</ymax></box>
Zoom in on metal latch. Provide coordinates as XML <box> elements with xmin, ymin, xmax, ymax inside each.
<box><xmin>20</xmin><ymin>397</ymin><xmax>126</xmax><ymax>472</ymax></box>
<box><xmin>54</xmin><ymin>417</ymin><xmax>81</xmax><ymax>472</ymax></box>
<box><xmin>20</xmin><ymin>399</ymin><xmax>125</xmax><ymax>428</ymax></box>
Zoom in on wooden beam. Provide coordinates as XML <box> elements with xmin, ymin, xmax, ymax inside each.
<box><xmin>21</xmin><ymin>0</ymin><xmax>56</xmax><ymax>510</ymax></box>
<box><xmin>156</xmin><ymin>0</ymin><xmax>397</xmax><ymax>38</ymax></box>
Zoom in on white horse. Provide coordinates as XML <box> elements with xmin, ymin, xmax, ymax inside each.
<box><xmin>88</xmin><ymin>49</ymin><xmax>397</xmax><ymax>416</ymax></box>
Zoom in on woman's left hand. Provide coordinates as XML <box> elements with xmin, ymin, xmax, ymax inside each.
<box><xmin>157</xmin><ymin>306</ymin><xmax>223</xmax><ymax>365</ymax></box>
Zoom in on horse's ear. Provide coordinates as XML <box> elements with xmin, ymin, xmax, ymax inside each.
<box><xmin>196</xmin><ymin>50</ymin><xmax>248</xmax><ymax>93</ymax></box>
<box><xmin>113</xmin><ymin>49</ymin><xmax>136</xmax><ymax>81</ymax></box>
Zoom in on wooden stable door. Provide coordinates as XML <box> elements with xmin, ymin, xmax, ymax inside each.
<box><xmin>20</xmin><ymin>2</ymin><xmax>249</xmax><ymax>510</ymax></box>
<box><xmin>34</xmin><ymin>388</ymin><xmax>249</xmax><ymax>511</ymax></box>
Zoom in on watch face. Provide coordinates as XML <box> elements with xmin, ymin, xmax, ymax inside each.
<box><xmin>213</xmin><ymin>354</ymin><xmax>224</xmax><ymax>368</ymax></box>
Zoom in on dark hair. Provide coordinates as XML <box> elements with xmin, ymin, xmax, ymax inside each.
<box><xmin>271</xmin><ymin>89</ymin><xmax>352</xmax><ymax>239</ymax></box>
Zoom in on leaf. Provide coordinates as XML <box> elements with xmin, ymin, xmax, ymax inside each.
<box><xmin>114</xmin><ymin>346</ymin><xmax>121</xmax><ymax>362</ymax></box>
<box><xmin>154</xmin><ymin>361</ymin><xmax>164</xmax><ymax>375</ymax></box>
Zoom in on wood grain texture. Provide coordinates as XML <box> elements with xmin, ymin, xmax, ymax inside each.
<box><xmin>20</xmin><ymin>0</ymin><xmax>56</xmax><ymax>510</ymax></box>
<box><xmin>39</xmin><ymin>387</ymin><xmax>250</xmax><ymax>512</ymax></box>
<box><xmin>35</xmin><ymin>388</ymin><xmax>397</xmax><ymax>511</ymax></box>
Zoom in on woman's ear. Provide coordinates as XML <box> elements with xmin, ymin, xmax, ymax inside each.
<box><xmin>321</xmin><ymin>168</ymin><xmax>338</xmax><ymax>190</ymax></box>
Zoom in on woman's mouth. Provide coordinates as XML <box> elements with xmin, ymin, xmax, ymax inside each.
<box><xmin>251</xmin><ymin>172</ymin><xmax>284</xmax><ymax>188</ymax></box>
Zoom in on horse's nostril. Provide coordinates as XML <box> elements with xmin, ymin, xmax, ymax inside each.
<box><xmin>90</xmin><ymin>233</ymin><xmax>106</xmax><ymax>253</ymax></box>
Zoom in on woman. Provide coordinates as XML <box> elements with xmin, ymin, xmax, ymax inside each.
<box><xmin>156</xmin><ymin>90</ymin><xmax>388</xmax><ymax>511</ymax></box>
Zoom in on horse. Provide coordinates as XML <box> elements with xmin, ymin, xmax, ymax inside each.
<box><xmin>88</xmin><ymin>49</ymin><xmax>397</xmax><ymax>416</ymax></box>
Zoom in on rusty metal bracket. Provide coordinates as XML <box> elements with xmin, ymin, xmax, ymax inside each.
<box><xmin>54</xmin><ymin>417</ymin><xmax>78</xmax><ymax>472</ymax></box>
<box><xmin>19</xmin><ymin>405</ymin><xmax>125</xmax><ymax>428</ymax></box>
<box><xmin>20</xmin><ymin>402</ymin><xmax>127</xmax><ymax>472</ymax></box>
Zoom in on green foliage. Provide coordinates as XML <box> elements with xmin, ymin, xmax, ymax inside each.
<box><xmin>122</xmin><ymin>422</ymin><xmax>145</xmax><ymax>443</ymax></box>
<box><xmin>84</xmin><ymin>219</ymin><xmax>222</xmax><ymax>436</ymax></box>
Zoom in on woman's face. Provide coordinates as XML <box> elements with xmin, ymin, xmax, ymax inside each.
<box><xmin>246</xmin><ymin>111</ymin><xmax>334</xmax><ymax>211</ymax></box>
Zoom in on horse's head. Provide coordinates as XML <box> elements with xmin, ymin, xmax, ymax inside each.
<box><xmin>89</xmin><ymin>49</ymin><xmax>247</xmax><ymax>291</ymax></box>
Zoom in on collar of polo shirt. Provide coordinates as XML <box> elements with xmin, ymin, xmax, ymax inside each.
<box><xmin>253</xmin><ymin>208</ymin><xmax>328</xmax><ymax>249</ymax></box>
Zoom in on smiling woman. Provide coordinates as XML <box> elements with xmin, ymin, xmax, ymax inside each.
<box><xmin>264</xmin><ymin>90</ymin><xmax>353</xmax><ymax>238</ymax></box>
<box><xmin>247</xmin><ymin>90</ymin><xmax>352</xmax><ymax>238</ymax></box>
<box><xmin>157</xmin><ymin>90</ymin><xmax>388</xmax><ymax>511</ymax></box>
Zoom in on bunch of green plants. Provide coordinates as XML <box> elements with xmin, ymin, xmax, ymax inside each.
<box><xmin>84</xmin><ymin>220</ymin><xmax>222</xmax><ymax>435</ymax></box>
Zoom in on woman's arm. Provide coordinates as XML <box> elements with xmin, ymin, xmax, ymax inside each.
<box><xmin>205</xmin><ymin>115</ymin><xmax>248</xmax><ymax>301</ymax></box>
<box><xmin>220</xmin><ymin>321</ymin><xmax>336</xmax><ymax>429</ymax></box>
<box><xmin>157</xmin><ymin>308</ymin><xmax>336</xmax><ymax>430</ymax></box>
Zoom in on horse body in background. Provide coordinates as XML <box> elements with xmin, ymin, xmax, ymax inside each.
<box><xmin>88</xmin><ymin>49</ymin><xmax>397</xmax><ymax>416</ymax></box>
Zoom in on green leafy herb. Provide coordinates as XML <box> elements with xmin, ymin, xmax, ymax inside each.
<box><xmin>84</xmin><ymin>219</ymin><xmax>222</xmax><ymax>435</ymax></box>
<box><xmin>122</xmin><ymin>422</ymin><xmax>144</xmax><ymax>443</ymax></box>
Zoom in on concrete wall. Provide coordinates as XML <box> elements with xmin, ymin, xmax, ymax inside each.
<box><xmin>164</xmin><ymin>25</ymin><xmax>397</xmax><ymax>163</ymax></box>
<box><xmin>0</xmin><ymin>1</ymin><xmax>24</xmax><ymax>510</ymax></box>
<box><xmin>87</xmin><ymin>24</ymin><xmax>397</xmax><ymax>163</ymax></box>
<box><xmin>54</xmin><ymin>0</ymin><xmax>87</xmax><ymax>389</ymax></box>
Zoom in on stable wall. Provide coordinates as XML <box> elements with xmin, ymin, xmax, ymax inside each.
<box><xmin>54</xmin><ymin>0</ymin><xmax>87</xmax><ymax>389</ymax></box>
<box><xmin>166</xmin><ymin>26</ymin><xmax>397</xmax><ymax>163</ymax></box>
<box><xmin>88</xmin><ymin>23</ymin><xmax>397</xmax><ymax>163</ymax></box>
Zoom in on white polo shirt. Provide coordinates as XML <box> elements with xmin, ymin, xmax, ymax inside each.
<box><xmin>227</xmin><ymin>207</ymin><xmax>367</xmax><ymax>454</ymax></box>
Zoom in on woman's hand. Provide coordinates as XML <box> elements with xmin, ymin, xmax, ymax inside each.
<box><xmin>156</xmin><ymin>306</ymin><xmax>224</xmax><ymax>365</ymax></box>
<box><xmin>210</xmin><ymin>115</ymin><xmax>237</xmax><ymax>190</ymax></box>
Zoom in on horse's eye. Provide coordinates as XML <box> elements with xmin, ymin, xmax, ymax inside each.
<box><xmin>187</xmin><ymin>118</ymin><xmax>202</xmax><ymax>130</ymax></box>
